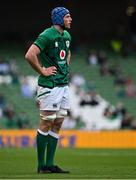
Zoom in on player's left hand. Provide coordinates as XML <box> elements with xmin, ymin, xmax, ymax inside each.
<box><xmin>41</xmin><ymin>66</ymin><xmax>57</xmax><ymax>76</ymax></box>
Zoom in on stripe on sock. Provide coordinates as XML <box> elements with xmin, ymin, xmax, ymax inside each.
<box><xmin>48</xmin><ymin>130</ymin><xmax>59</xmax><ymax>139</ymax></box>
<box><xmin>37</xmin><ymin>129</ymin><xmax>48</xmax><ymax>136</ymax></box>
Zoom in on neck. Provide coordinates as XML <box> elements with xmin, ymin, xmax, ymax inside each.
<box><xmin>53</xmin><ymin>25</ymin><xmax>64</xmax><ymax>34</ymax></box>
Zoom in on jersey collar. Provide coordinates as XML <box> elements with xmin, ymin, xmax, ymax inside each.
<box><xmin>52</xmin><ymin>26</ymin><xmax>64</xmax><ymax>36</ymax></box>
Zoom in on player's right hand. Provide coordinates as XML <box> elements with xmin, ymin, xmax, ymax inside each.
<box><xmin>41</xmin><ymin>66</ymin><xmax>57</xmax><ymax>76</ymax></box>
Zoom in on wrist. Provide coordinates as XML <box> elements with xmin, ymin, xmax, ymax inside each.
<box><xmin>41</xmin><ymin>67</ymin><xmax>48</xmax><ymax>76</ymax></box>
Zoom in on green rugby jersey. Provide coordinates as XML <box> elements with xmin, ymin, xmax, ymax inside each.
<box><xmin>34</xmin><ymin>26</ymin><xmax>71</xmax><ymax>88</ymax></box>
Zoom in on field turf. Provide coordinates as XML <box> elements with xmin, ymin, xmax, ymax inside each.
<box><xmin>0</xmin><ymin>148</ymin><xmax>136</xmax><ymax>179</ymax></box>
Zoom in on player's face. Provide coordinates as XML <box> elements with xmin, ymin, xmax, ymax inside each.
<box><xmin>63</xmin><ymin>14</ymin><xmax>72</xmax><ymax>29</ymax></box>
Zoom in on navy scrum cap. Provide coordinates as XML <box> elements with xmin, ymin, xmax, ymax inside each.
<box><xmin>51</xmin><ymin>7</ymin><xmax>69</xmax><ymax>26</ymax></box>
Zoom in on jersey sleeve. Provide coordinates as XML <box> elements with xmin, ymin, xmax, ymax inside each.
<box><xmin>33</xmin><ymin>33</ymin><xmax>50</xmax><ymax>51</ymax></box>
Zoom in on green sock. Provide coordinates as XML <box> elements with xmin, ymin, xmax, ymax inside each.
<box><xmin>46</xmin><ymin>132</ymin><xmax>59</xmax><ymax>167</ymax></box>
<box><xmin>36</xmin><ymin>130</ymin><xmax>48</xmax><ymax>169</ymax></box>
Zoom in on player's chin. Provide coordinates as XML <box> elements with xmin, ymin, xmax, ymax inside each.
<box><xmin>65</xmin><ymin>25</ymin><xmax>71</xmax><ymax>29</ymax></box>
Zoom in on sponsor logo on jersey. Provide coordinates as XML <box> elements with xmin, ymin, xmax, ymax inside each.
<box><xmin>60</xmin><ymin>50</ymin><xmax>66</xmax><ymax>60</ymax></box>
<box><xmin>66</xmin><ymin>40</ymin><xmax>70</xmax><ymax>48</ymax></box>
<box><xmin>55</xmin><ymin>41</ymin><xmax>58</xmax><ymax>47</ymax></box>
<box><xmin>53</xmin><ymin>103</ymin><xmax>57</xmax><ymax>108</ymax></box>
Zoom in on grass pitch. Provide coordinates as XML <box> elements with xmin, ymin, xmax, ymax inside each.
<box><xmin>0</xmin><ymin>147</ymin><xmax>136</xmax><ymax>179</ymax></box>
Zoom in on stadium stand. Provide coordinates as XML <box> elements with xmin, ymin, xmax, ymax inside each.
<box><xmin>0</xmin><ymin>44</ymin><xmax>136</xmax><ymax>129</ymax></box>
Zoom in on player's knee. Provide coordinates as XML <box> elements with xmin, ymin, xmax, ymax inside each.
<box><xmin>39</xmin><ymin>120</ymin><xmax>53</xmax><ymax>132</ymax></box>
<box><xmin>51</xmin><ymin>125</ymin><xmax>62</xmax><ymax>133</ymax></box>
<box><xmin>56</xmin><ymin>109</ymin><xmax>67</xmax><ymax>118</ymax></box>
<box><xmin>52</xmin><ymin>119</ymin><xmax>64</xmax><ymax>133</ymax></box>
<box><xmin>39</xmin><ymin>113</ymin><xmax>56</xmax><ymax>132</ymax></box>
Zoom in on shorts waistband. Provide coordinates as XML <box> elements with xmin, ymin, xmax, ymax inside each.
<box><xmin>38</xmin><ymin>83</ymin><xmax>68</xmax><ymax>89</ymax></box>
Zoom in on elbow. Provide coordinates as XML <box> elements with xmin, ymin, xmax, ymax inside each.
<box><xmin>25</xmin><ymin>52</ymin><xmax>34</xmax><ymax>62</ymax></box>
<box><xmin>25</xmin><ymin>44</ymin><xmax>40</xmax><ymax>61</ymax></box>
<box><xmin>25</xmin><ymin>52</ymin><xmax>30</xmax><ymax>61</ymax></box>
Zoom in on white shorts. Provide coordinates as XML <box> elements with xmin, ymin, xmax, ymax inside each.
<box><xmin>36</xmin><ymin>85</ymin><xmax>70</xmax><ymax>111</ymax></box>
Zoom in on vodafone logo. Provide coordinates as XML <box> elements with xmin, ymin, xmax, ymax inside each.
<box><xmin>60</xmin><ymin>50</ymin><xmax>66</xmax><ymax>60</ymax></box>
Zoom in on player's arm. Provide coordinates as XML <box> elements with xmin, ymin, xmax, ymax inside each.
<box><xmin>67</xmin><ymin>50</ymin><xmax>71</xmax><ymax>65</ymax></box>
<box><xmin>25</xmin><ymin>44</ymin><xmax>57</xmax><ymax>76</ymax></box>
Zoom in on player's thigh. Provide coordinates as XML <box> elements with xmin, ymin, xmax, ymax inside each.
<box><xmin>51</xmin><ymin>117</ymin><xmax>64</xmax><ymax>133</ymax></box>
<box><xmin>36</xmin><ymin>86</ymin><xmax>62</xmax><ymax>111</ymax></box>
<box><xmin>39</xmin><ymin>110</ymin><xmax>56</xmax><ymax>132</ymax></box>
<box><xmin>61</xmin><ymin>86</ymin><xmax>70</xmax><ymax>110</ymax></box>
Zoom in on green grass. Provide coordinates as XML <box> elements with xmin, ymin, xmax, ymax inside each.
<box><xmin>0</xmin><ymin>148</ymin><xmax>136</xmax><ymax>179</ymax></box>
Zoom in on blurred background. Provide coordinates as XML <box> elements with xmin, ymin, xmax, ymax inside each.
<box><xmin>0</xmin><ymin>0</ymin><xmax>136</xmax><ymax>147</ymax></box>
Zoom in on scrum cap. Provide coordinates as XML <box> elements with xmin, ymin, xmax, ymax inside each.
<box><xmin>51</xmin><ymin>7</ymin><xmax>69</xmax><ymax>26</ymax></box>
